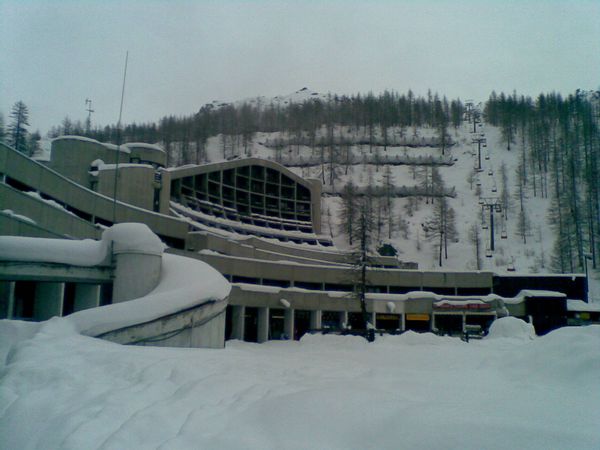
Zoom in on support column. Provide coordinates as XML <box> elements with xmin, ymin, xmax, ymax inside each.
<box><xmin>340</xmin><ymin>311</ymin><xmax>349</xmax><ymax>329</ymax></box>
<box><xmin>0</xmin><ymin>281</ymin><xmax>16</xmax><ymax>319</ymax></box>
<box><xmin>231</xmin><ymin>305</ymin><xmax>245</xmax><ymax>340</ymax></box>
<box><xmin>370</xmin><ymin>311</ymin><xmax>376</xmax><ymax>328</ymax></box>
<box><xmin>34</xmin><ymin>282</ymin><xmax>64</xmax><ymax>321</ymax></box>
<box><xmin>257</xmin><ymin>307</ymin><xmax>269</xmax><ymax>343</ymax></box>
<box><xmin>462</xmin><ymin>312</ymin><xmax>466</xmax><ymax>333</ymax></box>
<box><xmin>284</xmin><ymin>308</ymin><xmax>294</xmax><ymax>340</ymax></box>
<box><xmin>400</xmin><ymin>313</ymin><xmax>406</xmax><ymax>331</ymax></box>
<box><xmin>74</xmin><ymin>284</ymin><xmax>101</xmax><ymax>312</ymax></box>
<box><xmin>310</xmin><ymin>310</ymin><xmax>322</xmax><ymax>330</ymax></box>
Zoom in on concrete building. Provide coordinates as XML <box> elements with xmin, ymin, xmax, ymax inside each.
<box><xmin>0</xmin><ymin>223</ymin><xmax>230</xmax><ymax>348</ymax></box>
<box><xmin>0</xmin><ymin>138</ymin><xmax>585</xmax><ymax>341</ymax></box>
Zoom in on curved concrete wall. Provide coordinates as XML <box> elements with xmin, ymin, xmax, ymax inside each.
<box><xmin>49</xmin><ymin>137</ymin><xmax>130</xmax><ymax>187</ymax></box>
<box><xmin>96</xmin><ymin>165</ymin><xmax>157</xmax><ymax>212</ymax></box>
<box><xmin>1</xmin><ymin>142</ymin><xmax>188</xmax><ymax>247</ymax></box>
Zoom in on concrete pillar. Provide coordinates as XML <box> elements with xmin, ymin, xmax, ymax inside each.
<box><xmin>461</xmin><ymin>312</ymin><xmax>466</xmax><ymax>333</ymax></box>
<box><xmin>257</xmin><ymin>307</ymin><xmax>269</xmax><ymax>343</ymax></box>
<box><xmin>191</xmin><ymin>311</ymin><xmax>226</xmax><ymax>348</ymax></box>
<box><xmin>284</xmin><ymin>308</ymin><xmax>294</xmax><ymax>340</ymax></box>
<box><xmin>400</xmin><ymin>313</ymin><xmax>405</xmax><ymax>331</ymax></box>
<box><xmin>310</xmin><ymin>310</ymin><xmax>322</xmax><ymax>330</ymax></box>
<box><xmin>340</xmin><ymin>311</ymin><xmax>349</xmax><ymax>328</ymax></box>
<box><xmin>370</xmin><ymin>311</ymin><xmax>376</xmax><ymax>328</ymax></box>
<box><xmin>74</xmin><ymin>284</ymin><xmax>100</xmax><ymax>312</ymax></box>
<box><xmin>231</xmin><ymin>305</ymin><xmax>245</xmax><ymax>340</ymax></box>
<box><xmin>34</xmin><ymin>282</ymin><xmax>64</xmax><ymax>321</ymax></box>
<box><xmin>112</xmin><ymin>253</ymin><xmax>162</xmax><ymax>302</ymax></box>
<box><xmin>0</xmin><ymin>281</ymin><xmax>16</xmax><ymax>319</ymax></box>
<box><xmin>105</xmin><ymin>223</ymin><xmax>164</xmax><ymax>303</ymax></box>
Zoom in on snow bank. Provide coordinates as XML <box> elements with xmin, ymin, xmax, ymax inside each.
<box><xmin>2</xmin><ymin>323</ymin><xmax>598</xmax><ymax>450</ymax></box>
<box><xmin>299</xmin><ymin>332</ymin><xmax>369</xmax><ymax>349</ymax></box>
<box><xmin>486</xmin><ymin>316</ymin><xmax>536</xmax><ymax>340</ymax></box>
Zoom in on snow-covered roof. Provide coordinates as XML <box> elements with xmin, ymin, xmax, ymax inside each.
<box><xmin>96</xmin><ymin>163</ymin><xmax>155</xmax><ymax>171</ymax></box>
<box><xmin>52</xmin><ymin>136</ymin><xmax>131</xmax><ymax>154</ymax></box>
<box><xmin>567</xmin><ymin>299</ymin><xmax>600</xmax><ymax>312</ymax></box>
<box><xmin>123</xmin><ymin>142</ymin><xmax>166</xmax><ymax>153</ymax></box>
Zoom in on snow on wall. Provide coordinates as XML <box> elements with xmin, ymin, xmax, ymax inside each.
<box><xmin>68</xmin><ymin>252</ymin><xmax>230</xmax><ymax>337</ymax></box>
<box><xmin>0</xmin><ymin>235</ymin><xmax>109</xmax><ymax>266</ymax></box>
<box><xmin>0</xmin><ymin>223</ymin><xmax>164</xmax><ymax>266</ymax></box>
<box><xmin>53</xmin><ymin>135</ymin><xmax>131</xmax><ymax>153</ymax></box>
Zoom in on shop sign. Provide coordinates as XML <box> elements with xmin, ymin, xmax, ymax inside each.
<box><xmin>434</xmin><ymin>302</ymin><xmax>491</xmax><ymax>311</ymax></box>
<box><xmin>406</xmin><ymin>314</ymin><xmax>430</xmax><ymax>321</ymax></box>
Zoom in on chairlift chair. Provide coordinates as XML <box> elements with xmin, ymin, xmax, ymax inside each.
<box><xmin>485</xmin><ymin>248</ymin><xmax>492</xmax><ymax>258</ymax></box>
<box><xmin>501</xmin><ymin>230</ymin><xmax>508</xmax><ymax>239</ymax></box>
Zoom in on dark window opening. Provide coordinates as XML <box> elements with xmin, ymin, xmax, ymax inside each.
<box><xmin>62</xmin><ymin>283</ymin><xmax>76</xmax><ymax>316</ymax></box>
<box><xmin>262</xmin><ymin>278</ymin><xmax>291</xmax><ymax>288</ymax></box>
<box><xmin>14</xmin><ymin>281</ymin><xmax>36</xmax><ymax>319</ymax></box>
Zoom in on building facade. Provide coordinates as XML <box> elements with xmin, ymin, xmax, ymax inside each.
<box><xmin>0</xmin><ymin>138</ymin><xmax>586</xmax><ymax>340</ymax></box>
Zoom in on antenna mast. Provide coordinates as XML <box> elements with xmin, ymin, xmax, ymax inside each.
<box><xmin>112</xmin><ymin>50</ymin><xmax>129</xmax><ymax>224</ymax></box>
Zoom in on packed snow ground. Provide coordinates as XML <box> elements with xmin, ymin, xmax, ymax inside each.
<box><xmin>1</xmin><ymin>319</ymin><xmax>599</xmax><ymax>450</ymax></box>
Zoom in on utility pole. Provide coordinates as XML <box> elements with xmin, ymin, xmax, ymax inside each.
<box><xmin>356</xmin><ymin>207</ymin><xmax>374</xmax><ymax>342</ymax></box>
<box><xmin>472</xmin><ymin>135</ymin><xmax>487</xmax><ymax>170</ymax></box>
<box><xmin>480</xmin><ymin>197</ymin><xmax>502</xmax><ymax>251</ymax></box>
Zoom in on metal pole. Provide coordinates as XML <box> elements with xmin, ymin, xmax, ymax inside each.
<box><xmin>489</xmin><ymin>206</ymin><xmax>495</xmax><ymax>251</ymax></box>
<box><xmin>584</xmin><ymin>256</ymin><xmax>589</xmax><ymax>302</ymax></box>
<box><xmin>112</xmin><ymin>51</ymin><xmax>129</xmax><ymax>224</ymax></box>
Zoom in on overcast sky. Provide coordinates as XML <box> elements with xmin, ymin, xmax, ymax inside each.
<box><xmin>2</xmin><ymin>0</ymin><xmax>599</xmax><ymax>135</ymax></box>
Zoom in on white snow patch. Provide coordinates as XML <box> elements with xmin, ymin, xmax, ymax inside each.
<box><xmin>1</xmin><ymin>209</ymin><xmax>36</xmax><ymax>224</ymax></box>
<box><xmin>3</xmin><ymin>324</ymin><xmax>597</xmax><ymax>449</ymax></box>
<box><xmin>486</xmin><ymin>316</ymin><xmax>536</xmax><ymax>340</ymax></box>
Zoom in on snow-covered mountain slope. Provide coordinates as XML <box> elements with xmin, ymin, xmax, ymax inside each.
<box><xmin>194</xmin><ymin>120</ymin><xmax>552</xmax><ymax>275</ymax></box>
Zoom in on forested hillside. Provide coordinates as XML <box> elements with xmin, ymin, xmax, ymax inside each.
<box><xmin>47</xmin><ymin>88</ymin><xmax>600</xmax><ymax>275</ymax></box>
